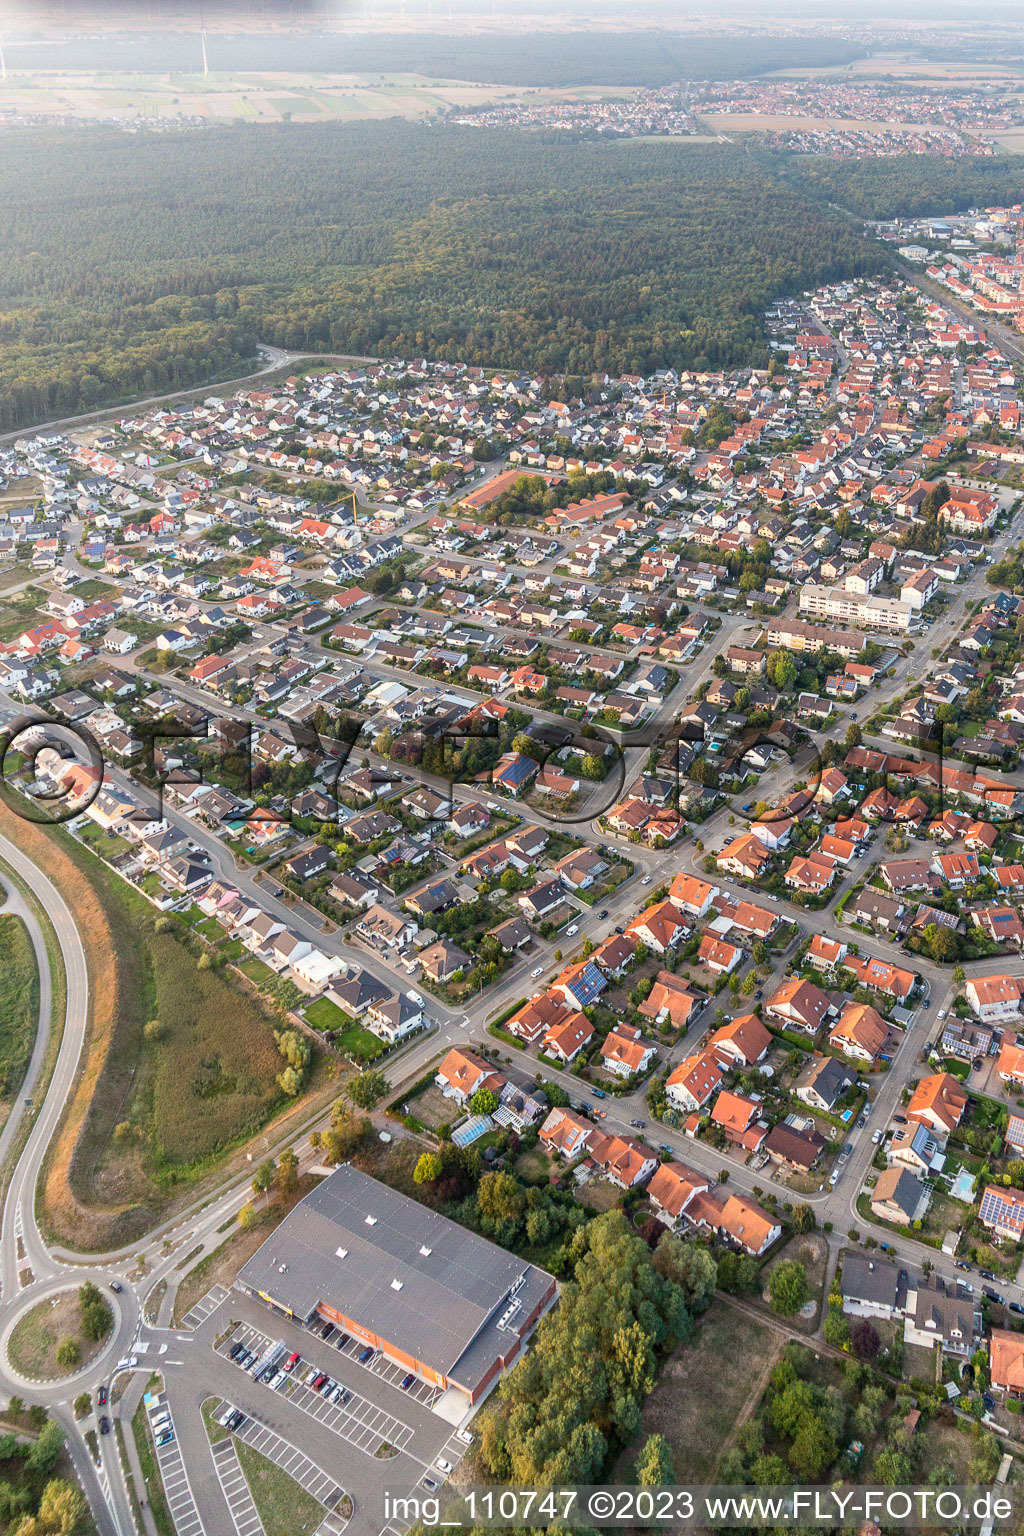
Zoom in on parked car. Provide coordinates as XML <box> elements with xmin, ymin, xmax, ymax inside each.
<box><xmin>312</xmin><ymin>1373</ymin><xmax>327</xmax><ymax>1391</ymax></box>
<box><xmin>954</xmin><ymin>1261</ymin><xmax>971</xmax><ymax>1271</ymax></box>
<box><xmin>1010</xmin><ymin>1302</ymin><xmax>1024</xmax><ymax>1316</ymax></box>
<box><xmin>437</xmin><ymin>1458</ymin><xmax>453</xmax><ymax>1474</ymax></box>
<box><xmin>400</xmin><ymin>1373</ymin><xmax>415</xmax><ymax>1390</ymax></box>
<box><xmin>983</xmin><ymin>1393</ymin><xmax>995</xmax><ymax>1412</ymax></box>
<box><xmin>358</xmin><ymin>1346</ymin><xmax>373</xmax><ymax>1363</ymax></box>
<box><xmin>530</xmin><ymin>966</ymin><xmax>544</xmax><ymax>979</ymax></box>
<box><xmin>980</xmin><ymin>1270</ymin><xmax>997</xmax><ymax>1281</ymax></box>
<box><xmin>592</xmin><ymin>1088</ymin><xmax>606</xmax><ymax>1099</ymax></box>
<box><xmin>334</xmin><ymin>1334</ymin><xmax>350</xmax><ymax>1351</ymax></box>
<box><xmin>871</xmin><ymin>1129</ymin><xmax>882</xmax><ymax>1144</ymax></box>
<box><xmin>565</xmin><ymin>924</ymin><xmax>579</xmax><ymax>937</ymax></box>
<box><xmin>156</xmin><ymin>1431</ymin><xmax>175</xmax><ymax>1447</ymax></box>
<box><xmin>284</xmin><ymin>1352</ymin><xmax>300</xmax><ymax>1370</ymax></box>
<box><xmin>229</xmin><ymin>1343</ymin><xmax>245</xmax><ymax>1360</ymax></box>
<box><xmin>598</xmin><ymin>909</ymin><xmax>609</xmax><ymax>919</ymax></box>
<box><xmin>320</xmin><ymin>1323</ymin><xmax>334</xmax><ymax>1340</ymax></box>
<box><xmin>983</xmin><ymin>1287</ymin><xmax>1004</xmax><ymax>1304</ymax></box>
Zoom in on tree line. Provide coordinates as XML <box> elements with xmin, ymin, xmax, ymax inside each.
<box><xmin>0</xmin><ymin>123</ymin><xmax>885</xmax><ymax>429</ymax></box>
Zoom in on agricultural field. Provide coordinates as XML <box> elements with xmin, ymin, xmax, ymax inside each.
<box><xmin>0</xmin><ymin>70</ymin><xmax>602</xmax><ymax>125</ymax></box>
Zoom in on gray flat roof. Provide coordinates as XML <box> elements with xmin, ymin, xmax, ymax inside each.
<box><xmin>237</xmin><ymin>1165</ymin><xmax>552</xmax><ymax>1383</ymax></box>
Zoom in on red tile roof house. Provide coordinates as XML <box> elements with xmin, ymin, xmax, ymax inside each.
<box><xmin>784</xmin><ymin>854</ymin><xmax>837</xmax><ymax>895</ymax></box>
<box><xmin>829</xmin><ymin>1003</ymin><xmax>888</xmax><ymax>1064</ymax></box>
<box><xmin>638</xmin><ymin>973</ymin><xmax>704</xmax><ymax>1031</ymax></box>
<box><xmin>539</xmin><ymin>1106</ymin><xmax>594</xmax><ymax>1160</ymax></box>
<box><xmin>667</xmin><ymin>872</ymin><xmax>717</xmax><ymax>920</ymax></box>
<box><xmin>541</xmin><ymin>1011</ymin><xmax>595</xmax><ymax>1065</ymax></box>
<box><xmin>765</xmin><ymin>977</ymin><xmax>835</xmax><ymax>1034</ymax></box>
<box><xmin>580</xmin><ymin>1130</ymin><xmax>657</xmax><ymax>1191</ymax></box>
<box><xmin>907</xmin><ymin>1071</ymin><xmax>968</xmax><ymax>1140</ymax></box>
<box><xmin>708</xmin><ymin>1013</ymin><xmax>771</xmax><ymax>1068</ymax></box>
<box><xmin>697</xmin><ymin>934</ymin><xmax>743</xmax><ymax>975</ymax></box>
<box><xmin>626</xmin><ymin>900</ymin><xmax>690</xmax><ymax>954</ymax></box>
<box><xmin>965</xmin><ymin>973</ymin><xmax>1024</xmax><ymax>1023</ymax></box>
<box><xmin>805</xmin><ymin>934</ymin><xmax>848</xmax><ymax>972</ymax></box>
<box><xmin>504</xmin><ymin>991</ymin><xmax>568</xmax><ymax>1046</ymax></box>
<box><xmin>666</xmin><ymin>1049</ymin><xmax>723</xmax><ymax>1112</ymax></box>
<box><xmin>434</xmin><ymin>1047</ymin><xmax>504</xmax><ymax>1106</ymax></box>
<box><xmin>716</xmin><ymin>832</ymin><xmax>772</xmax><ymax>881</ymax></box>
<box><xmin>711</xmin><ymin>1091</ymin><xmax>766</xmax><ymax>1151</ymax></box>
<box><xmin>600</xmin><ymin>1025</ymin><xmax>657</xmax><ymax>1080</ymax></box>
<box><xmin>646</xmin><ymin>1161</ymin><xmax>710</xmax><ymax>1228</ymax></box>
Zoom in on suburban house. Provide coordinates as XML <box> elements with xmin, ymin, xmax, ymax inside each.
<box><xmin>840</xmin><ymin>1253</ymin><xmax>905</xmax><ymax>1321</ymax></box>
<box><xmin>828</xmin><ymin>1003</ymin><xmax>888</xmax><ymax>1064</ymax></box>
<box><xmin>435</xmin><ymin>1047</ymin><xmax>502</xmax><ymax>1106</ymax></box>
<box><xmin>708</xmin><ymin>1013</ymin><xmax>771</xmax><ymax>1068</ymax></box>
<box><xmin>542</xmin><ymin>1011</ymin><xmax>595</xmax><ymax>1065</ymax></box>
<box><xmin>646</xmin><ymin>1161</ymin><xmax>711</xmax><ymax>1228</ymax></box>
<box><xmin>765</xmin><ymin>977</ymin><xmax>834</xmax><ymax>1034</ymax></box>
<box><xmin>665</xmin><ymin>1049</ymin><xmax>724</xmax><ymax>1112</ymax></box>
<box><xmin>599</xmin><ymin>1025</ymin><xmax>657</xmax><ymax>1080</ymax></box>
<box><xmin>871</xmin><ymin>1167</ymin><xmax>930</xmax><ymax>1226</ymax></box>
<box><xmin>538</xmin><ymin>1107</ymin><xmax>594</xmax><ymax>1160</ymax></box>
<box><xmin>906</xmin><ymin>1072</ymin><xmax>967</xmax><ymax>1141</ymax></box>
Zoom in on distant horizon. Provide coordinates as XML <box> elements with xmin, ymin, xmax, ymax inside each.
<box><xmin>5</xmin><ymin>0</ymin><xmax>1024</xmax><ymax>40</ymax></box>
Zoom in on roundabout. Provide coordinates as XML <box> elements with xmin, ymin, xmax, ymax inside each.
<box><xmin>4</xmin><ymin>1283</ymin><xmax>119</xmax><ymax>1388</ymax></box>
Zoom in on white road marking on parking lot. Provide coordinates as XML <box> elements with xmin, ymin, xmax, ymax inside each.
<box><xmin>212</xmin><ymin>1401</ymin><xmax>349</xmax><ymax>1528</ymax></box>
<box><xmin>211</xmin><ymin>1435</ymin><xmax>266</xmax><ymax>1536</ymax></box>
<box><xmin>221</xmin><ymin>1323</ymin><xmax>418</xmax><ymax>1457</ymax></box>
<box><xmin>148</xmin><ymin>1397</ymin><xmax>207</xmax><ymax>1536</ymax></box>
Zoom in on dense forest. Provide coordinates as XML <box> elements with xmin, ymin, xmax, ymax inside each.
<box><xmin>0</xmin><ymin>122</ymin><xmax>885</xmax><ymax>429</ymax></box>
<box><xmin>3</xmin><ymin>29</ymin><xmax>866</xmax><ymax>83</ymax></box>
<box><xmin>779</xmin><ymin>154</ymin><xmax>1024</xmax><ymax>221</ymax></box>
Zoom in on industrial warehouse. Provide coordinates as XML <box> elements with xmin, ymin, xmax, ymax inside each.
<box><xmin>235</xmin><ymin>1165</ymin><xmax>558</xmax><ymax>1419</ymax></box>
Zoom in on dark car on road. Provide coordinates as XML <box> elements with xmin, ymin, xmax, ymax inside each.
<box><xmin>99</xmin><ymin>1417</ymin><xmax>110</xmax><ymax>1435</ymax></box>
<box><xmin>97</xmin><ymin>1385</ymin><xmax>108</xmax><ymax>1406</ymax></box>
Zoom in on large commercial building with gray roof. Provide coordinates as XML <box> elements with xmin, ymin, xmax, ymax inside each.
<box><xmin>235</xmin><ymin>1165</ymin><xmax>557</xmax><ymax>1410</ymax></box>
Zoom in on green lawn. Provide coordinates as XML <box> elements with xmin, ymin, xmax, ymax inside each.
<box><xmin>238</xmin><ymin>955</ymin><xmax>276</xmax><ymax>985</ymax></box>
<box><xmin>333</xmin><ymin>1021</ymin><xmax>387</xmax><ymax>1063</ymax></box>
<box><xmin>304</xmin><ymin>996</ymin><xmax>354</xmax><ymax>1032</ymax></box>
<box><xmin>0</xmin><ymin>911</ymin><xmax>38</xmax><ymax>1108</ymax></box>
<box><xmin>132</xmin><ymin>1399</ymin><xmax>175</xmax><ymax>1536</ymax></box>
<box><xmin>235</xmin><ymin>1438</ymin><xmax>327</xmax><ymax>1536</ymax></box>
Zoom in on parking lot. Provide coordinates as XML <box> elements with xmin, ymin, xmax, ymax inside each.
<box><xmin>182</xmin><ymin>1284</ymin><xmax>230</xmax><ymax>1329</ymax></box>
<box><xmin>210</xmin><ymin>1436</ymin><xmax>265</xmax><ymax>1536</ymax></box>
<box><xmin>220</xmin><ymin>1323</ymin><xmax>415</xmax><ymax>1457</ymax></box>
<box><xmin>145</xmin><ymin>1394</ymin><xmax>207</xmax><ymax>1536</ymax></box>
<box><xmin>211</xmin><ymin>1398</ymin><xmax>350</xmax><ymax>1528</ymax></box>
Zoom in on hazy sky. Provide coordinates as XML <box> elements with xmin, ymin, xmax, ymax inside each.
<box><xmin>3</xmin><ymin>0</ymin><xmax>1024</xmax><ymax>32</ymax></box>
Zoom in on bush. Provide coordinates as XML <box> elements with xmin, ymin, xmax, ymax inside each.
<box><xmin>55</xmin><ymin>1338</ymin><xmax>80</xmax><ymax>1370</ymax></box>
